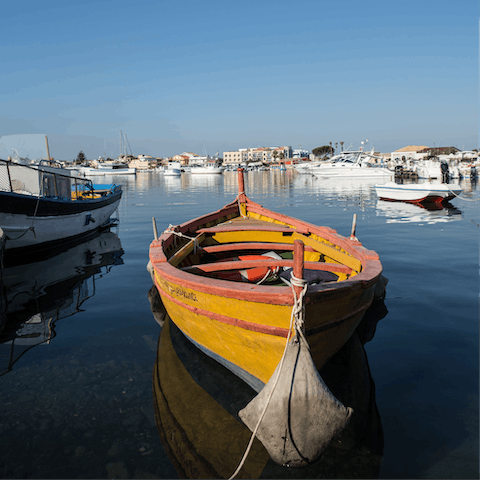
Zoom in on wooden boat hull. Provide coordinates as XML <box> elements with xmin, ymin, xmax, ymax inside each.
<box><xmin>149</xmin><ymin>170</ymin><xmax>384</xmax><ymax>389</ymax></box>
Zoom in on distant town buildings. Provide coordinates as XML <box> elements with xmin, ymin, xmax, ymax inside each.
<box><xmin>390</xmin><ymin>145</ymin><xmax>475</xmax><ymax>161</ymax></box>
<box><xmin>223</xmin><ymin>146</ymin><xmax>293</xmax><ymax>166</ymax></box>
<box><xmin>60</xmin><ymin>143</ymin><xmax>477</xmax><ymax>170</ymax></box>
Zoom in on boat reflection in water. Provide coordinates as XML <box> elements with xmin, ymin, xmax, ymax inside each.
<box><xmin>150</xmin><ymin>288</ymin><xmax>387</xmax><ymax>479</ymax></box>
<box><xmin>375</xmin><ymin>199</ymin><xmax>462</xmax><ymax>224</ymax></box>
<box><xmin>0</xmin><ymin>228</ymin><xmax>124</xmax><ymax>376</ymax></box>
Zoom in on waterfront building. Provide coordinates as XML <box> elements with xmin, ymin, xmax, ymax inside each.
<box><xmin>128</xmin><ymin>158</ymin><xmax>150</xmax><ymax>170</ymax></box>
<box><xmin>172</xmin><ymin>154</ymin><xmax>190</xmax><ymax>165</ymax></box>
<box><xmin>390</xmin><ymin>145</ymin><xmax>430</xmax><ymax>161</ymax></box>
<box><xmin>223</xmin><ymin>146</ymin><xmax>293</xmax><ymax>166</ymax></box>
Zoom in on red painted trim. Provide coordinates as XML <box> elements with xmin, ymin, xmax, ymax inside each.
<box><xmin>237</xmin><ymin>168</ymin><xmax>246</xmax><ymax>203</ymax></box>
<box><xmin>150</xmin><ymin>249</ymin><xmax>381</xmax><ymax>304</ymax></box>
<box><xmin>154</xmin><ymin>277</ymin><xmax>370</xmax><ymax>340</ymax></box>
<box><xmin>155</xmin><ymin>278</ymin><xmax>290</xmax><ymax>338</ymax></box>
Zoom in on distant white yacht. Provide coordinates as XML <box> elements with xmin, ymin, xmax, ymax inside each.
<box><xmin>190</xmin><ymin>164</ymin><xmax>224</xmax><ymax>175</ymax></box>
<box><xmin>306</xmin><ymin>151</ymin><xmax>394</xmax><ymax>178</ymax></box>
<box><xmin>76</xmin><ymin>162</ymin><xmax>136</xmax><ymax>176</ymax></box>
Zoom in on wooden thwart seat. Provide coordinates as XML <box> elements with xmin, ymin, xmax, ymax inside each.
<box><xmin>200</xmin><ymin>242</ymin><xmax>316</xmax><ymax>254</ymax></box>
<box><xmin>181</xmin><ymin>259</ymin><xmax>353</xmax><ymax>275</ymax></box>
<box><xmin>197</xmin><ymin>224</ymin><xmax>309</xmax><ymax>235</ymax></box>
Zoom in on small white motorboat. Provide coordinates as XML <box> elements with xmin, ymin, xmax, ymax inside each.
<box><xmin>164</xmin><ymin>162</ymin><xmax>182</xmax><ymax>176</ymax></box>
<box><xmin>76</xmin><ymin>162</ymin><xmax>136</xmax><ymax>176</ymax></box>
<box><xmin>374</xmin><ymin>182</ymin><xmax>462</xmax><ymax>204</ymax></box>
<box><xmin>190</xmin><ymin>164</ymin><xmax>224</xmax><ymax>174</ymax></box>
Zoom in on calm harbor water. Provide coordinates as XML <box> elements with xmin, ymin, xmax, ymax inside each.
<box><xmin>0</xmin><ymin>170</ymin><xmax>478</xmax><ymax>479</ymax></box>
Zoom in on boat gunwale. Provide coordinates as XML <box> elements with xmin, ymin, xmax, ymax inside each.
<box><xmin>149</xmin><ymin>195</ymin><xmax>383</xmax><ymax>305</ymax></box>
<box><xmin>0</xmin><ymin>187</ymin><xmax>123</xmax><ymax>216</ymax></box>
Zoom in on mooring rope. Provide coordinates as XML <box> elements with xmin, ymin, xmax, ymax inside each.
<box><xmin>164</xmin><ymin>224</ymin><xmax>198</xmax><ymax>254</ymax></box>
<box><xmin>444</xmin><ymin>183</ymin><xmax>480</xmax><ymax>202</ymax></box>
<box><xmin>228</xmin><ymin>274</ymin><xmax>307</xmax><ymax>479</ymax></box>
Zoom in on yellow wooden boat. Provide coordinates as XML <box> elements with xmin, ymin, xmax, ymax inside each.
<box><xmin>149</xmin><ymin>168</ymin><xmax>385</xmax><ymax>392</ymax></box>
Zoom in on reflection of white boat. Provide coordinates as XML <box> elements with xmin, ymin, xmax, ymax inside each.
<box><xmin>458</xmin><ymin>164</ymin><xmax>478</xmax><ymax>179</ymax></box>
<box><xmin>308</xmin><ymin>151</ymin><xmax>394</xmax><ymax>178</ymax></box>
<box><xmin>164</xmin><ymin>162</ymin><xmax>182</xmax><ymax>176</ymax></box>
<box><xmin>0</xmin><ymin>159</ymin><xmax>122</xmax><ymax>254</ymax></box>
<box><xmin>0</xmin><ymin>229</ymin><xmax>124</xmax><ymax>375</ymax></box>
<box><xmin>375</xmin><ymin>199</ymin><xmax>462</xmax><ymax>224</ymax></box>
<box><xmin>294</xmin><ymin>175</ymin><xmax>379</xmax><ymax>202</ymax></box>
<box><xmin>190</xmin><ymin>164</ymin><xmax>224</xmax><ymax>175</ymax></box>
<box><xmin>374</xmin><ymin>182</ymin><xmax>462</xmax><ymax>204</ymax></box>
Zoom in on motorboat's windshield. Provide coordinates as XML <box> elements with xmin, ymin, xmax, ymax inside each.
<box><xmin>332</xmin><ymin>153</ymin><xmax>360</xmax><ymax>164</ymax></box>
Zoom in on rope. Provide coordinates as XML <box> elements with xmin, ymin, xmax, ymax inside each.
<box><xmin>4</xmin><ymin>227</ymin><xmax>35</xmax><ymax>241</ymax></box>
<box><xmin>164</xmin><ymin>224</ymin><xmax>198</xmax><ymax>254</ymax></box>
<box><xmin>444</xmin><ymin>183</ymin><xmax>480</xmax><ymax>202</ymax></box>
<box><xmin>6</xmin><ymin>193</ymin><xmax>42</xmax><ymax>242</ymax></box>
<box><xmin>255</xmin><ymin>268</ymin><xmax>275</xmax><ymax>285</ymax></box>
<box><xmin>29</xmin><ymin>194</ymin><xmax>41</xmax><ymax>238</ymax></box>
<box><xmin>228</xmin><ymin>273</ymin><xmax>307</xmax><ymax>479</ymax></box>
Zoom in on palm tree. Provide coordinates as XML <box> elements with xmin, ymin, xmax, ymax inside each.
<box><xmin>340</xmin><ymin>141</ymin><xmax>344</xmax><ymax>152</ymax></box>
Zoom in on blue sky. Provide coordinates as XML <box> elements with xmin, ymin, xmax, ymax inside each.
<box><xmin>1</xmin><ymin>0</ymin><xmax>478</xmax><ymax>160</ymax></box>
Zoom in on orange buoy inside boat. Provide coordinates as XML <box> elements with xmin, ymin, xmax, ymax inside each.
<box><xmin>215</xmin><ymin>253</ymin><xmax>281</xmax><ymax>283</ymax></box>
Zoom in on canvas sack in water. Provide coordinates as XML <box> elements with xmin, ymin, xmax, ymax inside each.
<box><xmin>238</xmin><ymin>336</ymin><xmax>353</xmax><ymax>467</ymax></box>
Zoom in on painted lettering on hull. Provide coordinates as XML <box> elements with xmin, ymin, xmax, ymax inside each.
<box><xmin>156</xmin><ymin>275</ymin><xmax>197</xmax><ymax>302</ymax></box>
